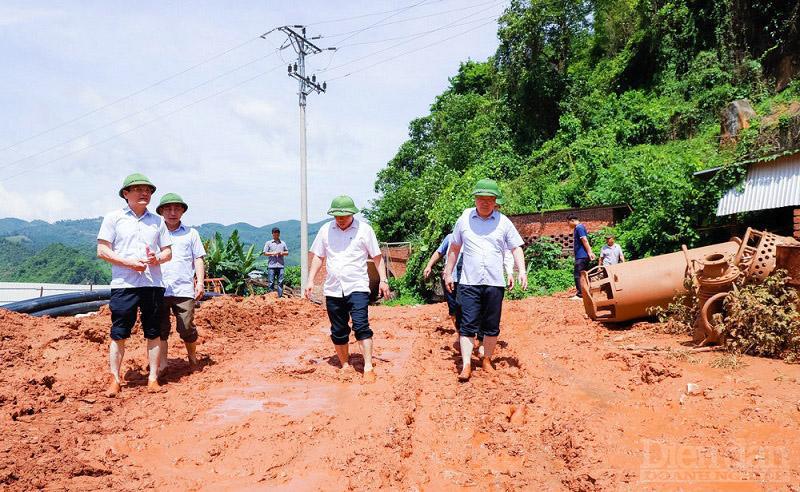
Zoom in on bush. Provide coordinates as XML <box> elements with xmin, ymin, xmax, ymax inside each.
<box><xmin>721</xmin><ymin>272</ymin><xmax>800</xmax><ymax>360</ymax></box>
<box><xmin>384</xmin><ymin>277</ymin><xmax>424</xmax><ymax>306</ymax></box>
<box><xmin>505</xmin><ymin>265</ymin><xmax>574</xmax><ymax>300</ymax></box>
<box><xmin>283</xmin><ymin>266</ymin><xmax>301</xmax><ymax>288</ymax></box>
<box><xmin>651</xmin><ymin>276</ymin><xmax>700</xmax><ymax>335</ymax></box>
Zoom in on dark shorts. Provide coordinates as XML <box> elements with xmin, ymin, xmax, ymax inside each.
<box><xmin>110</xmin><ymin>287</ymin><xmax>165</xmax><ymax>341</ymax></box>
<box><xmin>441</xmin><ymin>279</ymin><xmax>461</xmax><ymax>330</ymax></box>
<box><xmin>457</xmin><ymin>284</ymin><xmax>504</xmax><ymax>338</ymax></box>
<box><xmin>158</xmin><ymin>296</ymin><xmax>198</xmax><ymax>343</ymax></box>
<box><xmin>325</xmin><ymin>292</ymin><xmax>373</xmax><ymax>345</ymax></box>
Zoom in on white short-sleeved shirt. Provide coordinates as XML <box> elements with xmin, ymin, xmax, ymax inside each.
<box><xmin>161</xmin><ymin>224</ymin><xmax>206</xmax><ymax>298</ymax></box>
<box><xmin>600</xmin><ymin>243</ymin><xmax>623</xmax><ymax>266</ymax></box>
<box><xmin>451</xmin><ymin>208</ymin><xmax>524</xmax><ymax>287</ymax></box>
<box><xmin>97</xmin><ymin>206</ymin><xmax>172</xmax><ymax>288</ymax></box>
<box><xmin>310</xmin><ymin>218</ymin><xmax>381</xmax><ymax>297</ymax></box>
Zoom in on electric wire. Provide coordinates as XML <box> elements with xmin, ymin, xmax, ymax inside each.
<box><xmin>0</xmin><ymin>48</ymin><xmax>280</xmax><ymax>173</ymax></box>
<box><xmin>320</xmin><ymin>3</ymin><xmax>503</xmax><ymax>75</ymax></box>
<box><xmin>0</xmin><ymin>62</ymin><xmax>286</xmax><ymax>184</ymax></box>
<box><xmin>321</xmin><ymin>0</ymin><xmax>501</xmax><ymax>38</ymax></box>
<box><xmin>0</xmin><ymin>35</ymin><xmax>263</xmax><ymax>154</ymax></box>
<box><xmin>306</xmin><ymin>0</ymin><xmax>447</xmax><ymax>26</ymax></box>
<box><xmin>327</xmin><ymin>17</ymin><xmax>499</xmax><ymax>82</ymax></box>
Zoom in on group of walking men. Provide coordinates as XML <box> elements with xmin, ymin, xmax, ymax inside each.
<box><xmin>422</xmin><ymin>179</ymin><xmax>527</xmax><ymax>381</ymax></box>
<box><xmin>98</xmin><ymin>173</ymin><xmax>206</xmax><ymax>396</ymax></box>
<box><xmin>98</xmin><ymin>171</ymin><xmax>626</xmax><ymax>392</ymax></box>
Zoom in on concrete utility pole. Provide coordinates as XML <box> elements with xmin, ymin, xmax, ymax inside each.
<box><xmin>262</xmin><ymin>26</ymin><xmax>334</xmax><ymax>292</ymax></box>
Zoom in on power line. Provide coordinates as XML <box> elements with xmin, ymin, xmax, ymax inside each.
<box><xmin>335</xmin><ymin>15</ymin><xmax>499</xmax><ymax>48</ymax></box>
<box><xmin>0</xmin><ymin>49</ymin><xmax>280</xmax><ymax>173</ymax></box>
<box><xmin>327</xmin><ymin>18</ymin><xmax>499</xmax><ymax>82</ymax></box>
<box><xmin>320</xmin><ymin>3</ymin><xmax>503</xmax><ymax>75</ymax></box>
<box><xmin>321</xmin><ymin>0</ymin><xmax>502</xmax><ymax>38</ymax></box>
<box><xmin>307</xmin><ymin>0</ymin><xmax>447</xmax><ymax>26</ymax></box>
<box><xmin>0</xmin><ymin>63</ymin><xmax>285</xmax><ymax>184</ymax></box>
<box><xmin>0</xmin><ymin>35</ymin><xmax>263</xmax><ymax>154</ymax></box>
<box><xmin>332</xmin><ymin>0</ymin><xmax>431</xmax><ymax>46</ymax></box>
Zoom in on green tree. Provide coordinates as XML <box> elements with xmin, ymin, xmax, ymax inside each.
<box><xmin>203</xmin><ymin>230</ymin><xmax>257</xmax><ymax>295</ymax></box>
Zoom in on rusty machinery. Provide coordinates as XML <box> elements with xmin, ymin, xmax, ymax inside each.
<box><xmin>580</xmin><ymin>229</ymin><xmax>799</xmax><ymax>341</ymax></box>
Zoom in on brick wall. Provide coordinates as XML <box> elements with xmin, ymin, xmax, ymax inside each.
<box><xmin>795</xmin><ymin>208</ymin><xmax>800</xmax><ymax>240</ymax></box>
<box><xmin>508</xmin><ymin>206</ymin><xmax>626</xmax><ymax>256</ymax></box>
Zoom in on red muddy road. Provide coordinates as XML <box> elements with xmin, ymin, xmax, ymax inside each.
<box><xmin>2</xmin><ymin>294</ymin><xmax>799</xmax><ymax>491</ymax></box>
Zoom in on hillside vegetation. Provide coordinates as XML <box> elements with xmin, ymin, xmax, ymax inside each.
<box><xmin>0</xmin><ymin>217</ymin><xmax>328</xmax><ymax>283</ymax></box>
<box><xmin>365</xmin><ymin>0</ymin><xmax>800</xmax><ymax>295</ymax></box>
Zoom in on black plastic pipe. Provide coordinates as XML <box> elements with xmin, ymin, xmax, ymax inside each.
<box><xmin>31</xmin><ymin>300</ymin><xmax>110</xmax><ymax>318</ymax></box>
<box><xmin>2</xmin><ymin>290</ymin><xmax>112</xmax><ymax>314</ymax></box>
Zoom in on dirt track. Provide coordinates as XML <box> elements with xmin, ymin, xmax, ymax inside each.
<box><xmin>2</xmin><ymin>294</ymin><xmax>800</xmax><ymax>491</ymax></box>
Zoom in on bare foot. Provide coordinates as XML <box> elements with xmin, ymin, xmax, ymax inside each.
<box><xmin>363</xmin><ymin>369</ymin><xmax>376</xmax><ymax>384</ymax></box>
<box><xmin>106</xmin><ymin>378</ymin><xmax>121</xmax><ymax>398</ymax></box>
<box><xmin>481</xmin><ymin>357</ymin><xmax>495</xmax><ymax>373</ymax></box>
<box><xmin>147</xmin><ymin>379</ymin><xmax>163</xmax><ymax>393</ymax></box>
<box><xmin>457</xmin><ymin>364</ymin><xmax>472</xmax><ymax>382</ymax></box>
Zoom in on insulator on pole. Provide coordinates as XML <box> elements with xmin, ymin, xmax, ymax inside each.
<box><xmin>322</xmin><ymin>82</ymin><xmax>327</xmax><ymax>90</ymax></box>
<box><xmin>288</xmin><ymin>64</ymin><xmax>292</xmax><ymax>73</ymax></box>
<box><xmin>312</xmin><ymin>75</ymin><xmax>316</xmax><ymax>82</ymax></box>
<box><xmin>293</xmin><ymin>63</ymin><xmax>298</xmax><ymax>72</ymax></box>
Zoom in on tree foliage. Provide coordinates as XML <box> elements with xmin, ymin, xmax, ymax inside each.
<box><xmin>367</xmin><ymin>0</ymin><xmax>800</xmax><ymax>296</ymax></box>
<box><xmin>203</xmin><ymin>230</ymin><xmax>256</xmax><ymax>295</ymax></box>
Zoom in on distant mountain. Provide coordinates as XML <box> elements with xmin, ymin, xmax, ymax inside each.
<box><xmin>0</xmin><ymin>216</ymin><xmax>330</xmax><ymax>268</ymax></box>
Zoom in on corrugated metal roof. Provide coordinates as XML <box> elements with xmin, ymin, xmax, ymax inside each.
<box><xmin>717</xmin><ymin>153</ymin><xmax>800</xmax><ymax>216</ymax></box>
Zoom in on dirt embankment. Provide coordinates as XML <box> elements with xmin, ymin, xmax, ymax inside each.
<box><xmin>2</xmin><ymin>294</ymin><xmax>800</xmax><ymax>491</ymax></box>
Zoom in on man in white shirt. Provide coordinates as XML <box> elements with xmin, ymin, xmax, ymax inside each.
<box><xmin>444</xmin><ymin>179</ymin><xmax>527</xmax><ymax>382</ymax></box>
<box><xmin>305</xmin><ymin>195</ymin><xmax>390</xmax><ymax>384</ymax></box>
<box><xmin>97</xmin><ymin>173</ymin><xmax>173</xmax><ymax>396</ymax></box>
<box><xmin>155</xmin><ymin>193</ymin><xmax>206</xmax><ymax>378</ymax></box>
<box><xmin>599</xmin><ymin>234</ymin><xmax>625</xmax><ymax>266</ymax></box>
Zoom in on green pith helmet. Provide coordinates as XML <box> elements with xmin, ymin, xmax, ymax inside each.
<box><xmin>495</xmin><ymin>194</ymin><xmax>505</xmax><ymax>206</ymax></box>
<box><xmin>156</xmin><ymin>193</ymin><xmax>188</xmax><ymax>215</ymax></box>
<box><xmin>119</xmin><ymin>173</ymin><xmax>156</xmax><ymax>198</ymax></box>
<box><xmin>327</xmin><ymin>195</ymin><xmax>359</xmax><ymax>216</ymax></box>
<box><xmin>472</xmin><ymin>178</ymin><xmax>500</xmax><ymax>197</ymax></box>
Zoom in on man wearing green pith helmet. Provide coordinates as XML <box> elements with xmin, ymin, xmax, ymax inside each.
<box><xmin>444</xmin><ymin>178</ymin><xmax>527</xmax><ymax>382</ymax></box>
<box><xmin>305</xmin><ymin>195</ymin><xmax>390</xmax><ymax>384</ymax></box>
<box><xmin>155</xmin><ymin>193</ymin><xmax>206</xmax><ymax>379</ymax></box>
<box><xmin>97</xmin><ymin>173</ymin><xmax>173</xmax><ymax>396</ymax></box>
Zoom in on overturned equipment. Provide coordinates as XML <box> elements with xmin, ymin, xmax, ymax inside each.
<box><xmin>580</xmin><ymin>228</ymin><xmax>797</xmax><ymax>324</ymax></box>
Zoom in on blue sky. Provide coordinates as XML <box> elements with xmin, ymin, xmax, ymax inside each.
<box><xmin>0</xmin><ymin>1</ymin><xmax>504</xmax><ymax>225</ymax></box>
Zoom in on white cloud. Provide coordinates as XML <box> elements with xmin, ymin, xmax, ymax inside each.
<box><xmin>0</xmin><ymin>0</ymin><xmax>502</xmax><ymax>228</ymax></box>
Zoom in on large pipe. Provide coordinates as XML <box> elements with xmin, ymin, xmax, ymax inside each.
<box><xmin>580</xmin><ymin>242</ymin><xmax>741</xmax><ymax>323</ymax></box>
<box><xmin>31</xmin><ymin>300</ymin><xmax>110</xmax><ymax>318</ymax></box>
<box><xmin>2</xmin><ymin>290</ymin><xmax>112</xmax><ymax>314</ymax></box>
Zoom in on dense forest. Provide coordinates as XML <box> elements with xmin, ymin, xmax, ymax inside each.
<box><xmin>365</xmin><ymin>0</ymin><xmax>800</xmax><ymax>295</ymax></box>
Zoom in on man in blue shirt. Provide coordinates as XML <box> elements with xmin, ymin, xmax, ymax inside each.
<box><xmin>568</xmin><ymin>213</ymin><xmax>595</xmax><ymax>299</ymax></box>
<box><xmin>423</xmin><ymin>233</ymin><xmax>463</xmax><ymax>331</ymax></box>
<box><xmin>262</xmin><ymin>227</ymin><xmax>289</xmax><ymax>297</ymax></box>
<box><xmin>444</xmin><ymin>179</ymin><xmax>527</xmax><ymax>382</ymax></box>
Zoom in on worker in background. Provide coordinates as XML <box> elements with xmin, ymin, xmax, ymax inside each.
<box><xmin>423</xmin><ymin>233</ymin><xmax>463</xmax><ymax>332</ymax></box>
<box><xmin>599</xmin><ymin>234</ymin><xmax>625</xmax><ymax>266</ymax></box>
<box><xmin>155</xmin><ymin>193</ymin><xmax>206</xmax><ymax>378</ymax></box>
<box><xmin>567</xmin><ymin>213</ymin><xmax>595</xmax><ymax>300</ymax></box>
<box><xmin>444</xmin><ymin>179</ymin><xmax>527</xmax><ymax>382</ymax></box>
<box><xmin>262</xmin><ymin>227</ymin><xmax>289</xmax><ymax>297</ymax></box>
<box><xmin>305</xmin><ymin>195</ymin><xmax>390</xmax><ymax>384</ymax></box>
<box><xmin>97</xmin><ymin>173</ymin><xmax>172</xmax><ymax>396</ymax></box>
